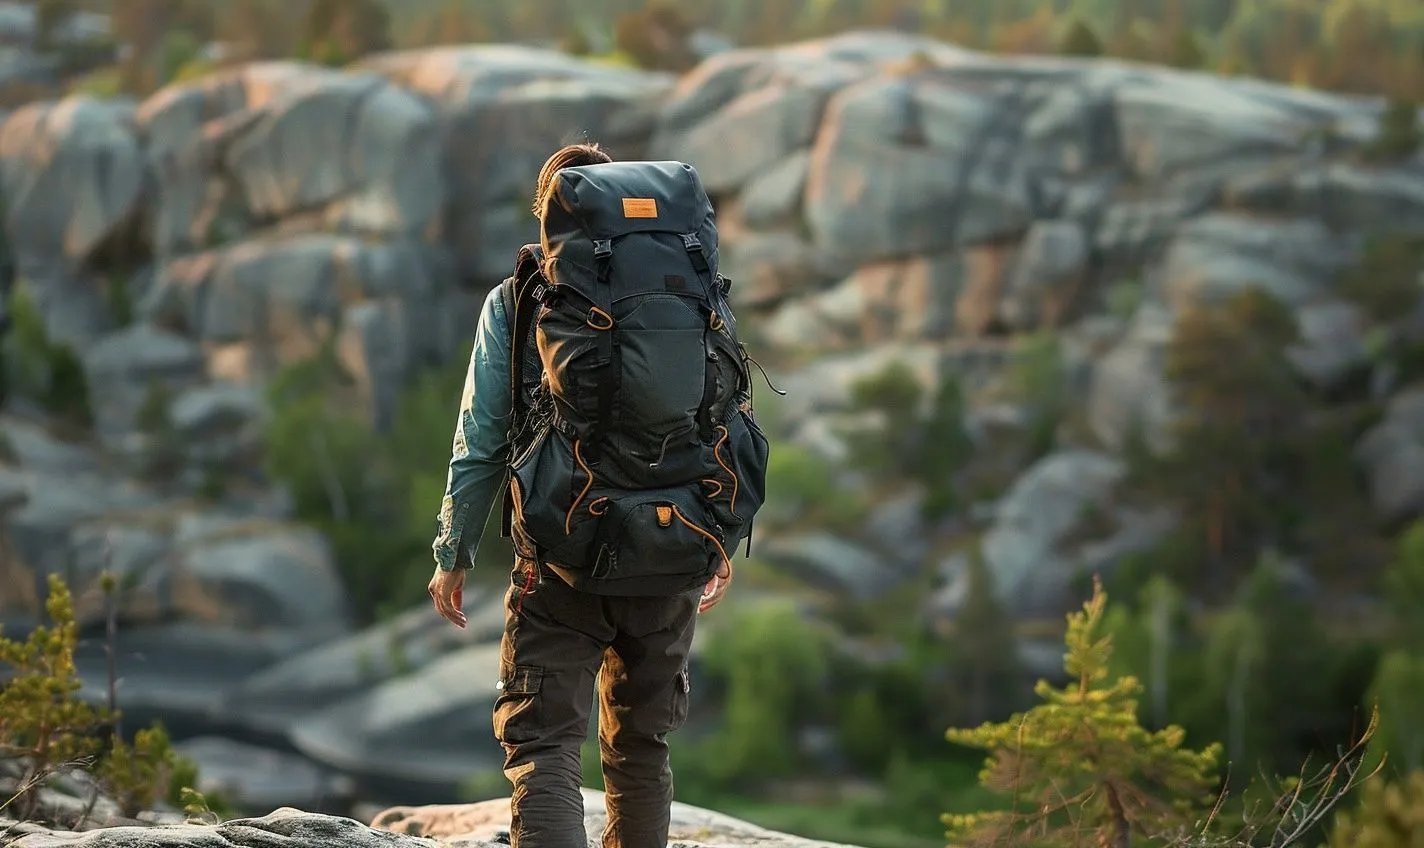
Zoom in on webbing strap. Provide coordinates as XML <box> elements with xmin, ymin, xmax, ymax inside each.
<box><xmin>683</xmin><ymin>232</ymin><xmax>721</xmax><ymax>443</ymax></box>
<box><xmin>586</xmin><ymin>239</ymin><xmax>618</xmax><ymax>463</ymax></box>
<box><xmin>500</xmin><ymin>245</ymin><xmax>544</xmax><ymax>538</ymax></box>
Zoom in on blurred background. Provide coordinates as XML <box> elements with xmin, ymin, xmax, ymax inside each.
<box><xmin>0</xmin><ymin>0</ymin><xmax>1421</xmax><ymax>846</ymax></box>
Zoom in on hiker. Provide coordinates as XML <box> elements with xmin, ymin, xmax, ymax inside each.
<box><xmin>427</xmin><ymin>142</ymin><xmax>771</xmax><ymax>848</ymax></box>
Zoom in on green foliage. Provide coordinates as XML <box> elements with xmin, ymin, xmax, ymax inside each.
<box><xmin>1365</xmin><ymin>652</ymin><xmax>1424</xmax><ymax>776</ymax></box>
<box><xmin>261</xmin><ymin>340</ymin><xmax>504</xmax><ymax>623</ymax></box>
<box><xmin>612</xmin><ymin>0</ymin><xmax>698</xmax><ymax>71</ymax></box>
<box><xmin>297</xmin><ymin>0</ymin><xmax>392</xmax><ymax>65</ymax></box>
<box><xmin>841</xmin><ymin>359</ymin><xmax>924</xmax><ymax>475</ymax></box>
<box><xmin>763</xmin><ymin>443</ymin><xmax>868</xmax><ymax>531</ymax></box>
<box><xmin>949</xmin><ymin>550</ymin><xmax>1022</xmax><ymax>728</ymax></box>
<box><xmin>0</xmin><ymin>577</ymin><xmax>109</xmax><ymax>819</ymax></box>
<box><xmin>3</xmin><ymin>285</ymin><xmax>92</xmax><ymax>430</ymax></box>
<box><xmin>943</xmin><ymin>577</ymin><xmax>1222</xmax><ymax>848</ymax></box>
<box><xmin>34</xmin><ymin>0</ymin><xmax>77</xmax><ymax>50</ymax></box>
<box><xmin>1101</xmin><ymin>576</ymin><xmax>1192</xmax><ymax>731</ymax></box>
<box><xmin>1058</xmin><ymin>18</ymin><xmax>1103</xmax><ymax>56</ymax></box>
<box><xmin>693</xmin><ymin>601</ymin><xmax>830</xmax><ymax>788</ymax></box>
<box><xmin>917</xmin><ymin>374</ymin><xmax>975</xmax><ymax>521</ymax></box>
<box><xmin>1363</xmin><ymin>523</ymin><xmax>1424</xmax><ymax>777</ymax></box>
<box><xmin>94</xmin><ymin>724</ymin><xmax>179</xmax><ymax>818</ymax></box>
<box><xmin>1167</xmin><ymin>28</ymin><xmax>1207</xmax><ymax>68</ymax></box>
<box><xmin>1003</xmin><ymin>331</ymin><xmax>1069</xmax><ymax>461</ymax></box>
<box><xmin>1340</xmin><ymin>235</ymin><xmax>1424</xmax><ymax>325</ymax></box>
<box><xmin>1131</xmin><ymin>287</ymin><xmax>1308</xmax><ymax>572</ymax></box>
<box><xmin>0</xmin><ymin>575</ymin><xmax>198</xmax><ymax>823</ymax></box>
<box><xmin>1362</xmin><ymin>98</ymin><xmax>1422</xmax><ymax>162</ymax></box>
<box><xmin>1327</xmin><ymin>770</ymin><xmax>1424</xmax><ymax>848</ymax></box>
<box><xmin>133</xmin><ymin>379</ymin><xmax>183</xmax><ymax>483</ymax></box>
<box><xmin>1385</xmin><ymin>520</ymin><xmax>1424</xmax><ymax>651</ymax></box>
<box><xmin>837</xmin><ymin>361</ymin><xmax>974</xmax><ymax>515</ymax></box>
<box><xmin>1198</xmin><ymin>556</ymin><xmax>1365</xmax><ymax>780</ymax></box>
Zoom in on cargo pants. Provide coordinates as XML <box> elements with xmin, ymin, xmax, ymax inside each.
<box><xmin>493</xmin><ymin>557</ymin><xmax>700</xmax><ymax>848</ymax></box>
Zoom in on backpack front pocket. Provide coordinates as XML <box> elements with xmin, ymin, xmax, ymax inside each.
<box><xmin>509</xmin><ymin>424</ymin><xmax>605</xmax><ymax>568</ymax></box>
<box><xmin>589</xmin><ymin>487</ymin><xmax>726</xmax><ymax>582</ymax></box>
<box><xmin>704</xmin><ymin>407</ymin><xmax>770</xmax><ymax>546</ymax></box>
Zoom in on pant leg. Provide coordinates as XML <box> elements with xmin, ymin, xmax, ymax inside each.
<box><xmin>596</xmin><ymin>589</ymin><xmax>701</xmax><ymax>848</ymax></box>
<box><xmin>495</xmin><ymin>559</ymin><xmax>612</xmax><ymax>848</ymax></box>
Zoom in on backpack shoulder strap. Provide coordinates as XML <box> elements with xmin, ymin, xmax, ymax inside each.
<box><xmin>500</xmin><ymin>243</ymin><xmax>545</xmax><ymax>539</ymax></box>
<box><xmin>507</xmin><ymin>243</ymin><xmax>545</xmax><ymax>425</ymax></box>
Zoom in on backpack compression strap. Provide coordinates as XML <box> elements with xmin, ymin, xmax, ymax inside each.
<box><xmin>499</xmin><ymin>243</ymin><xmax>546</xmax><ymax>539</ymax></box>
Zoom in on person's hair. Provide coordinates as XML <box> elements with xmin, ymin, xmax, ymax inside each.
<box><xmin>532</xmin><ymin>142</ymin><xmax>613</xmax><ymax>216</ymax></box>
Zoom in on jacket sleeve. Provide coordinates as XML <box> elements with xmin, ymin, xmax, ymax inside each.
<box><xmin>432</xmin><ymin>284</ymin><xmax>512</xmax><ymax>571</ymax></box>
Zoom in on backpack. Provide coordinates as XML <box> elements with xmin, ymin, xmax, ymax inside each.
<box><xmin>496</xmin><ymin>160</ymin><xmax>772</xmax><ymax>596</ymax></box>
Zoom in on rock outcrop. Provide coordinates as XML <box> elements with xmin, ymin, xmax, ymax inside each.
<box><xmin>2</xmin><ymin>791</ymin><xmax>864</xmax><ymax>848</ymax></box>
<box><xmin>0</xmin><ymin>28</ymin><xmax>1421</xmax><ymax>808</ymax></box>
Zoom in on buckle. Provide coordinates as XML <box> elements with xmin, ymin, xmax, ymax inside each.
<box><xmin>681</xmin><ymin>233</ymin><xmax>701</xmax><ymax>251</ymax></box>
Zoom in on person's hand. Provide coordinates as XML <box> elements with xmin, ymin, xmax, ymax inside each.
<box><xmin>698</xmin><ymin>558</ymin><xmax>733</xmax><ymax>613</ymax></box>
<box><xmin>428</xmin><ymin>566</ymin><xmax>467</xmax><ymax>628</ymax></box>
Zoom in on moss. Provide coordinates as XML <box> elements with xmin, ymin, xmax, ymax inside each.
<box><xmin>1362</xmin><ymin>98</ymin><xmax>1422</xmax><ymax>163</ymax></box>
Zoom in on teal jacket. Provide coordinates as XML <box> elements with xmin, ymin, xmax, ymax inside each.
<box><xmin>432</xmin><ymin>286</ymin><xmax>511</xmax><ymax>571</ymax></box>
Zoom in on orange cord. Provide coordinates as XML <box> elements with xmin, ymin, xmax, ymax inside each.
<box><xmin>712</xmin><ymin>425</ymin><xmax>739</xmax><ymax>515</ymax></box>
<box><xmin>565</xmin><ymin>440</ymin><xmax>595</xmax><ymax>534</ymax></box>
<box><xmin>671</xmin><ymin>505</ymin><xmax>732</xmax><ymax>576</ymax></box>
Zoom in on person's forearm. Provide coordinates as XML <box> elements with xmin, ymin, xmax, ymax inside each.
<box><xmin>432</xmin><ymin>289</ymin><xmax>513</xmax><ymax>571</ymax></box>
<box><xmin>432</xmin><ymin>440</ymin><xmax>506</xmax><ymax>571</ymax></box>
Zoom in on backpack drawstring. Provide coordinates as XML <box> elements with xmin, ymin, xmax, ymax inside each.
<box><xmin>649</xmin><ymin>423</ymin><xmax>696</xmax><ymax>469</ymax></box>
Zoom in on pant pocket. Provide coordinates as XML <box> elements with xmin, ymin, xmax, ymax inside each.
<box><xmin>670</xmin><ymin>666</ymin><xmax>690</xmax><ymax>732</ymax></box>
<box><xmin>493</xmin><ymin>664</ymin><xmax>544</xmax><ymax>745</ymax></box>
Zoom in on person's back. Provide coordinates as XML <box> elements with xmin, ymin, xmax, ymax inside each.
<box><xmin>427</xmin><ymin>142</ymin><xmax>770</xmax><ymax>848</ymax></box>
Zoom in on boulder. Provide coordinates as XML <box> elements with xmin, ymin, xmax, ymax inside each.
<box><xmin>138</xmin><ymin>64</ymin><xmax>445</xmax><ymax>256</ymax></box>
<box><xmin>80</xmin><ymin>323</ymin><xmax>207</xmax><ymax>441</ymax></box>
<box><xmin>756</xmin><ymin>532</ymin><xmax>899</xmax><ymax>599</ymax></box>
<box><xmin>288</xmin><ymin>643</ymin><xmax>508</xmax><ymax>793</ymax></box>
<box><xmin>4</xmin><ymin>793</ymin><xmax>870</xmax><ymax>848</ymax></box>
<box><xmin>1085</xmin><ymin>303</ymin><xmax>1176</xmax><ymax>453</ymax></box>
<box><xmin>1356</xmin><ymin>383</ymin><xmax>1424</xmax><ymax>524</ymax></box>
<box><xmin>359</xmin><ymin>46</ymin><xmax>672</xmax><ymax>284</ymax></box>
<box><xmin>803</xmin><ymin>71</ymin><xmax>1033</xmax><ymax>264</ymax></box>
<box><xmin>374</xmin><ymin>788</ymin><xmax>863</xmax><ymax>847</ymax></box>
<box><xmin>213</xmin><ymin>592</ymin><xmax>507</xmax><ymax>737</ymax></box>
<box><xmin>1000</xmin><ymin>219</ymin><xmax>1089</xmax><ymax>331</ymax></box>
<box><xmin>0</xmin><ymin>96</ymin><xmax>143</xmax><ymax>276</ymax></box>
<box><xmin>978</xmin><ymin>449</ymin><xmax>1169</xmax><ymax>615</ymax></box>
<box><xmin>761</xmin><ymin>253</ymin><xmax>964</xmax><ymax>350</ymax></box>
<box><xmin>173</xmin><ymin>737</ymin><xmax>354</xmax><ymax>816</ymax></box>
<box><xmin>6</xmin><ymin>808</ymin><xmax>437</xmax><ymax>848</ymax></box>
<box><xmin>1111</xmin><ymin>70</ymin><xmax>1368</xmax><ymax>180</ymax></box>
<box><xmin>137</xmin><ymin>234</ymin><xmax>451</xmax><ymax>424</ymax></box>
<box><xmin>1157</xmin><ymin>213</ymin><xmax>1359</xmax><ymax>310</ymax></box>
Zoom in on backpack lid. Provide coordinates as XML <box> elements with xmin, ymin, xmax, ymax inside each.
<box><xmin>540</xmin><ymin>160</ymin><xmax>715</xmax><ymax>243</ymax></box>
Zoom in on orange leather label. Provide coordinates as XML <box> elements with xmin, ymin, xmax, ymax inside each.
<box><xmin>623</xmin><ymin>197</ymin><xmax>658</xmax><ymax>218</ymax></box>
<box><xmin>656</xmin><ymin>506</ymin><xmax>673</xmax><ymax>527</ymax></box>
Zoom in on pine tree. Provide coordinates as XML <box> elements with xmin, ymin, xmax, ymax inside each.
<box><xmin>1362</xmin><ymin>98</ymin><xmax>1422</xmax><ymax>163</ymax></box>
<box><xmin>1149</xmin><ymin>287</ymin><xmax>1306</xmax><ymax>580</ymax></box>
<box><xmin>952</xmin><ymin>549</ymin><xmax>1020</xmax><ymax>726</ymax></box>
<box><xmin>1363</xmin><ymin>520</ymin><xmax>1424</xmax><ymax>775</ymax></box>
<box><xmin>1058</xmin><ymin>18</ymin><xmax>1103</xmax><ymax>57</ymax></box>
<box><xmin>0</xmin><ymin>576</ymin><xmax>109</xmax><ymax>819</ymax></box>
<box><xmin>943</xmin><ymin>576</ymin><xmax>1222</xmax><ymax>848</ymax></box>
<box><xmin>915</xmin><ymin>373</ymin><xmax>973</xmax><ymax>520</ymax></box>
<box><xmin>0</xmin><ymin>575</ymin><xmax>198</xmax><ymax>824</ymax></box>
<box><xmin>1327</xmin><ymin>770</ymin><xmax>1424</xmax><ymax>848</ymax></box>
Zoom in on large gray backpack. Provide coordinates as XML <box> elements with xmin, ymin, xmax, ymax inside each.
<box><xmin>497</xmin><ymin>160</ymin><xmax>771</xmax><ymax>596</ymax></box>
